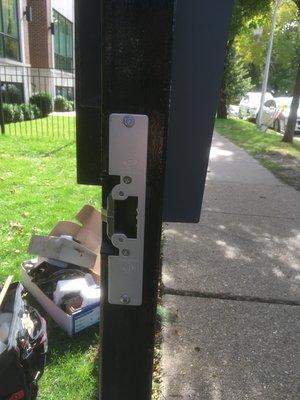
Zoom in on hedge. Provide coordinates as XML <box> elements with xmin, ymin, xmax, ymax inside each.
<box><xmin>54</xmin><ymin>96</ymin><xmax>74</xmax><ymax>112</ymax></box>
<box><xmin>1</xmin><ymin>103</ymin><xmax>41</xmax><ymax>124</ymax></box>
<box><xmin>29</xmin><ymin>92</ymin><xmax>53</xmax><ymax>117</ymax></box>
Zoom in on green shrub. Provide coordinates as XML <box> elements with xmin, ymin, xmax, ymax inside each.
<box><xmin>1</xmin><ymin>104</ymin><xmax>26</xmax><ymax>123</ymax></box>
<box><xmin>2</xmin><ymin>103</ymin><xmax>41</xmax><ymax>123</ymax></box>
<box><xmin>54</xmin><ymin>96</ymin><xmax>75</xmax><ymax>112</ymax></box>
<box><xmin>31</xmin><ymin>104</ymin><xmax>41</xmax><ymax>119</ymax></box>
<box><xmin>20</xmin><ymin>104</ymin><xmax>35</xmax><ymax>120</ymax></box>
<box><xmin>30</xmin><ymin>92</ymin><xmax>53</xmax><ymax>117</ymax></box>
<box><xmin>68</xmin><ymin>100</ymin><xmax>75</xmax><ymax>111</ymax></box>
<box><xmin>20</xmin><ymin>104</ymin><xmax>41</xmax><ymax>120</ymax></box>
<box><xmin>12</xmin><ymin>104</ymin><xmax>24</xmax><ymax>122</ymax></box>
<box><xmin>2</xmin><ymin>103</ymin><xmax>15</xmax><ymax>123</ymax></box>
<box><xmin>54</xmin><ymin>95</ymin><xmax>70</xmax><ymax>112</ymax></box>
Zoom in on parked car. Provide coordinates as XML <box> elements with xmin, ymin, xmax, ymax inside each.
<box><xmin>239</xmin><ymin>91</ymin><xmax>274</xmax><ymax>121</ymax></box>
<box><xmin>259</xmin><ymin>96</ymin><xmax>300</xmax><ymax>134</ymax></box>
<box><xmin>228</xmin><ymin>104</ymin><xmax>240</xmax><ymax>118</ymax></box>
<box><xmin>258</xmin><ymin>98</ymin><xmax>279</xmax><ymax>129</ymax></box>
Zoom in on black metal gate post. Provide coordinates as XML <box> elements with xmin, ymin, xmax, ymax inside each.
<box><xmin>99</xmin><ymin>2</ymin><xmax>175</xmax><ymax>399</ymax></box>
<box><xmin>75</xmin><ymin>1</ymin><xmax>234</xmax><ymax>399</ymax></box>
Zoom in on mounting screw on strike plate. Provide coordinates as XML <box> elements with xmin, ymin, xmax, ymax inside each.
<box><xmin>122</xmin><ymin>249</ymin><xmax>130</xmax><ymax>256</ymax></box>
<box><xmin>120</xmin><ymin>294</ymin><xmax>131</xmax><ymax>304</ymax></box>
<box><xmin>123</xmin><ymin>115</ymin><xmax>135</xmax><ymax>128</ymax></box>
<box><xmin>123</xmin><ymin>176</ymin><xmax>132</xmax><ymax>184</ymax></box>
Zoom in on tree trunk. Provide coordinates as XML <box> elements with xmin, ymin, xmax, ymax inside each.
<box><xmin>216</xmin><ymin>41</ymin><xmax>233</xmax><ymax>119</ymax></box>
<box><xmin>217</xmin><ymin>86</ymin><xmax>228</xmax><ymax>119</ymax></box>
<box><xmin>282</xmin><ymin>63</ymin><xmax>300</xmax><ymax>143</ymax></box>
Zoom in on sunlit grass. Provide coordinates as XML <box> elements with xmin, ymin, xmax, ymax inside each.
<box><xmin>0</xmin><ymin>132</ymin><xmax>100</xmax><ymax>399</ymax></box>
<box><xmin>215</xmin><ymin>118</ymin><xmax>300</xmax><ymax>159</ymax></box>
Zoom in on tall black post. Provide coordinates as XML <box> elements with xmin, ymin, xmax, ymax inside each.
<box><xmin>100</xmin><ymin>1</ymin><xmax>175</xmax><ymax>399</ymax></box>
<box><xmin>75</xmin><ymin>1</ymin><xmax>234</xmax><ymax>398</ymax></box>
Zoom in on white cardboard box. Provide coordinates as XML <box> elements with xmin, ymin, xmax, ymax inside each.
<box><xmin>21</xmin><ymin>263</ymin><xmax>100</xmax><ymax>336</ymax></box>
<box><xmin>28</xmin><ymin>204</ymin><xmax>102</xmax><ymax>284</ymax></box>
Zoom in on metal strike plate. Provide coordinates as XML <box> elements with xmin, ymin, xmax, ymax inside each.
<box><xmin>106</xmin><ymin>114</ymin><xmax>148</xmax><ymax>306</ymax></box>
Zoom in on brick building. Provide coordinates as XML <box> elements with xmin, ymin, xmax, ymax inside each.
<box><xmin>0</xmin><ymin>0</ymin><xmax>74</xmax><ymax>103</ymax></box>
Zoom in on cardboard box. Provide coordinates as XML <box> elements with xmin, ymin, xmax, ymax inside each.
<box><xmin>21</xmin><ymin>261</ymin><xmax>100</xmax><ymax>336</ymax></box>
<box><xmin>22</xmin><ymin>205</ymin><xmax>102</xmax><ymax>335</ymax></box>
<box><xmin>28</xmin><ymin>235</ymin><xmax>97</xmax><ymax>270</ymax></box>
<box><xmin>28</xmin><ymin>205</ymin><xmax>102</xmax><ymax>282</ymax></box>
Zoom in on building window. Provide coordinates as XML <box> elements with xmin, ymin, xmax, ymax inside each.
<box><xmin>53</xmin><ymin>10</ymin><xmax>73</xmax><ymax>72</ymax></box>
<box><xmin>0</xmin><ymin>0</ymin><xmax>20</xmax><ymax>61</ymax></box>
<box><xmin>1</xmin><ymin>81</ymin><xmax>24</xmax><ymax>103</ymax></box>
<box><xmin>55</xmin><ymin>85</ymin><xmax>74</xmax><ymax>101</ymax></box>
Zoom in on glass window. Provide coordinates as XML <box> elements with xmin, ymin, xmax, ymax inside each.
<box><xmin>0</xmin><ymin>0</ymin><xmax>20</xmax><ymax>60</ymax></box>
<box><xmin>53</xmin><ymin>10</ymin><xmax>73</xmax><ymax>71</ymax></box>
<box><xmin>55</xmin><ymin>85</ymin><xmax>74</xmax><ymax>100</ymax></box>
<box><xmin>1</xmin><ymin>81</ymin><xmax>24</xmax><ymax>103</ymax></box>
<box><xmin>264</xmin><ymin>100</ymin><xmax>276</xmax><ymax>108</ymax></box>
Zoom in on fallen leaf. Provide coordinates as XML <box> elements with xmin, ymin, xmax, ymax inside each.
<box><xmin>9</xmin><ymin>222</ymin><xmax>24</xmax><ymax>233</ymax></box>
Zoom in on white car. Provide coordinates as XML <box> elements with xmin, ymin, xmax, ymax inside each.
<box><xmin>259</xmin><ymin>97</ymin><xmax>300</xmax><ymax>134</ymax></box>
<box><xmin>239</xmin><ymin>92</ymin><xmax>274</xmax><ymax>121</ymax></box>
<box><xmin>228</xmin><ymin>104</ymin><xmax>240</xmax><ymax>117</ymax></box>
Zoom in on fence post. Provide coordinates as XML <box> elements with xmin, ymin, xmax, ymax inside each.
<box><xmin>0</xmin><ymin>80</ymin><xmax>5</xmax><ymax>134</ymax></box>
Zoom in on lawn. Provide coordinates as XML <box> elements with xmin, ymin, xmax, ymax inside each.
<box><xmin>0</xmin><ymin>124</ymin><xmax>100</xmax><ymax>399</ymax></box>
<box><xmin>0</xmin><ymin>117</ymin><xmax>171</xmax><ymax>399</ymax></box>
<box><xmin>215</xmin><ymin>118</ymin><xmax>300</xmax><ymax>189</ymax></box>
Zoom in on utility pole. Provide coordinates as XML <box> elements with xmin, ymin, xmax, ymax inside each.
<box><xmin>257</xmin><ymin>0</ymin><xmax>281</xmax><ymax>129</ymax></box>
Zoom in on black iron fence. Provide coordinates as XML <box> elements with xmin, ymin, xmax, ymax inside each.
<box><xmin>0</xmin><ymin>65</ymin><xmax>76</xmax><ymax>139</ymax></box>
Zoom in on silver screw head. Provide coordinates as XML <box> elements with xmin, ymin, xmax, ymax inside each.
<box><xmin>119</xmin><ymin>191</ymin><xmax>125</xmax><ymax>197</ymax></box>
<box><xmin>122</xmin><ymin>249</ymin><xmax>130</xmax><ymax>256</ymax></box>
<box><xmin>120</xmin><ymin>294</ymin><xmax>131</xmax><ymax>304</ymax></box>
<box><xmin>123</xmin><ymin>115</ymin><xmax>135</xmax><ymax>128</ymax></box>
<box><xmin>123</xmin><ymin>176</ymin><xmax>132</xmax><ymax>184</ymax></box>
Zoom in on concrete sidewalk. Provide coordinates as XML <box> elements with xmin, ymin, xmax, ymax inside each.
<box><xmin>161</xmin><ymin>132</ymin><xmax>300</xmax><ymax>399</ymax></box>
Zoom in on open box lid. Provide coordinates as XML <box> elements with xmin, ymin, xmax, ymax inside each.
<box><xmin>28</xmin><ymin>205</ymin><xmax>102</xmax><ymax>279</ymax></box>
<box><xmin>51</xmin><ymin>205</ymin><xmax>102</xmax><ymax>252</ymax></box>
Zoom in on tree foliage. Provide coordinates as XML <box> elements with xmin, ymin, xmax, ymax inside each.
<box><xmin>229</xmin><ymin>0</ymin><xmax>272</xmax><ymax>41</ymax></box>
<box><xmin>218</xmin><ymin>0</ymin><xmax>272</xmax><ymax>118</ymax></box>
<box><xmin>222</xmin><ymin>47</ymin><xmax>252</xmax><ymax>105</ymax></box>
<box><xmin>235</xmin><ymin>0</ymin><xmax>300</xmax><ymax>95</ymax></box>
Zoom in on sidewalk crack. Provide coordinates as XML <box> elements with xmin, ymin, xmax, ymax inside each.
<box><xmin>202</xmin><ymin>209</ymin><xmax>296</xmax><ymax>221</ymax></box>
<box><xmin>163</xmin><ymin>287</ymin><xmax>300</xmax><ymax>306</ymax></box>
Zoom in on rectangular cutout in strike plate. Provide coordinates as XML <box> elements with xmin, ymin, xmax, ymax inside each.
<box><xmin>114</xmin><ymin>197</ymin><xmax>138</xmax><ymax>239</ymax></box>
<box><xmin>106</xmin><ymin>114</ymin><xmax>148</xmax><ymax>306</ymax></box>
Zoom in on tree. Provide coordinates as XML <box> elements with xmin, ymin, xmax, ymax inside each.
<box><xmin>218</xmin><ymin>0</ymin><xmax>272</xmax><ymax>118</ymax></box>
<box><xmin>282</xmin><ymin>1</ymin><xmax>300</xmax><ymax>142</ymax></box>
<box><xmin>282</xmin><ymin>63</ymin><xmax>300</xmax><ymax>142</ymax></box>
<box><xmin>217</xmin><ymin>47</ymin><xmax>252</xmax><ymax>116</ymax></box>
<box><xmin>235</xmin><ymin>0</ymin><xmax>300</xmax><ymax>95</ymax></box>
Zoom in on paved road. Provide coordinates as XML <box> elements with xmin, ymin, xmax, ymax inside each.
<box><xmin>161</xmin><ymin>132</ymin><xmax>300</xmax><ymax>400</ymax></box>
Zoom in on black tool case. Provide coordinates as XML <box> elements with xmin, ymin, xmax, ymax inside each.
<box><xmin>0</xmin><ymin>283</ymin><xmax>47</xmax><ymax>400</ymax></box>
